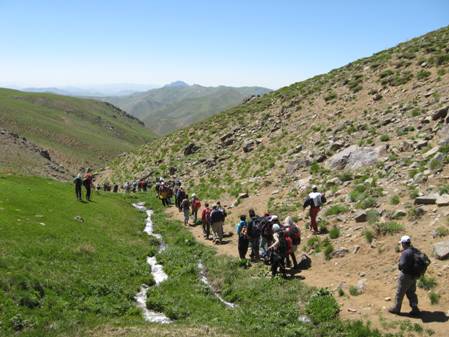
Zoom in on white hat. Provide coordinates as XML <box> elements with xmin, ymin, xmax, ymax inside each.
<box><xmin>272</xmin><ymin>224</ymin><xmax>281</xmax><ymax>232</ymax></box>
<box><xmin>191</xmin><ymin>193</ymin><xmax>196</xmax><ymax>197</ymax></box>
<box><xmin>312</xmin><ymin>185</ymin><xmax>318</xmax><ymax>190</ymax></box>
<box><xmin>269</xmin><ymin>215</ymin><xmax>278</xmax><ymax>222</ymax></box>
<box><xmin>399</xmin><ymin>235</ymin><xmax>411</xmax><ymax>244</ymax></box>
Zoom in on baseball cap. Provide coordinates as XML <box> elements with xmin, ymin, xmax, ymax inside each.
<box><xmin>399</xmin><ymin>235</ymin><xmax>411</xmax><ymax>244</ymax></box>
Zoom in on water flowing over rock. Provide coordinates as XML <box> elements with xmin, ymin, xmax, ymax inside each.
<box><xmin>325</xmin><ymin>145</ymin><xmax>387</xmax><ymax>170</ymax></box>
<box><xmin>132</xmin><ymin>202</ymin><xmax>171</xmax><ymax>324</ymax></box>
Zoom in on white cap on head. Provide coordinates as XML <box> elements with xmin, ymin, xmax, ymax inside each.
<box><xmin>269</xmin><ymin>215</ymin><xmax>278</xmax><ymax>222</ymax></box>
<box><xmin>272</xmin><ymin>224</ymin><xmax>281</xmax><ymax>232</ymax></box>
<box><xmin>192</xmin><ymin>193</ymin><xmax>196</xmax><ymax>197</ymax></box>
<box><xmin>399</xmin><ymin>235</ymin><xmax>411</xmax><ymax>244</ymax></box>
<box><xmin>312</xmin><ymin>185</ymin><xmax>318</xmax><ymax>190</ymax></box>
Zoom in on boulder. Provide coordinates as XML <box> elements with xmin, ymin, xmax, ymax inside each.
<box><xmin>415</xmin><ymin>195</ymin><xmax>438</xmax><ymax>205</ymax></box>
<box><xmin>433</xmin><ymin>241</ymin><xmax>449</xmax><ymax>260</ymax></box>
<box><xmin>438</xmin><ymin>125</ymin><xmax>449</xmax><ymax>146</ymax></box>
<box><xmin>332</xmin><ymin>247</ymin><xmax>349</xmax><ymax>258</ymax></box>
<box><xmin>436</xmin><ymin>194</ymin><xmax>449</xmax><ymax>207</ymax></box>
<box><xmin>294</xmin><ymin>176</ymin><xmax>312</xmax><ymax>192</ymax></box>
<box><xmin>243</xmin><ymin>140</ymin><xmax>256</xmax><ymax>153</ymax></box>
<box><xmin>431</xmin><ymin>106</ymin><xmax>448</xmax><ymax>121</ymax></box>
<box><xmin>325</xmin><ymin>145</ymin><xmax>387</xmax><ymax>170</ymax></box>
<box><xmin>184</xmin><ymin>143</ymin><xmax>200</xmax><ymax>156</ymax></box>
<box><xmin>39</xmin><ymin>149</ymin><xmax>51</xmax><ymax>161</ymax></box>
<box><xmin>354</xmin><ymin>210</ymin><xmax>367</xmax><ymax>223</ymax></box>
<box><xmin>392</xmin><ymin>209</ymin><xmax>407</xmax><ymax>219</ymax></box>
<box><xmin>423</xmin><ymin>147</ymin><xmax>440</xmax><ymax>160</ymax></box>
<box><xmin>287</xmin><ymin>158</ymin><xmax>311</xmax><ymax>174</ymax></box>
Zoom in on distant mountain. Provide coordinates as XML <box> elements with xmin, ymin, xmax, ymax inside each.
<box><xmin>20</xmin><ymin>83</ymin><xmax>157</xmax><ymax>97</ymax></box>
<box><xmin>101</xmin><ymin>83</ymin><xmax>271</xmax><ymax>135</ymax></box>
<box><xmin>0</xmin><ymin>88</ymin><xmax>154</xmax><ymax>177</ymax></box>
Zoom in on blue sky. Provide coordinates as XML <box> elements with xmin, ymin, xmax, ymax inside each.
<box><xmin>0</xmin><ymin>0</ymin><xmax>448</xmax><ymax>89</ymax></box>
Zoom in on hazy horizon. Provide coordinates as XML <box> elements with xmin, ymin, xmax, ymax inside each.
<box><xmin>1</xmin><ymin>0</ymin><xmax>448</xmax><ymax>90</ymax></box>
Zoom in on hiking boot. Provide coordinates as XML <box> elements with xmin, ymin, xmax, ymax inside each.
<box><xmin>409</xmin><ymin>307</ymin><xmax>421</xmax><ymax>317</ymax></box>
<box><xmin>387</xmin><ymin>307</ymin><xmax>400</xmax><ymax>315</ymax></box>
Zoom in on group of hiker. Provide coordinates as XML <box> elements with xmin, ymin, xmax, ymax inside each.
<box><xmin>73</xmin><ymin>168</ymin><xmax>94</xmax><ymax>201</ymax></box>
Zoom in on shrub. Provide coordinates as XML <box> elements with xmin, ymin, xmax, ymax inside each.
<box><xmin>357</xmin><ymin>196</ymin><xmax>377</xmax><ymax>209</ymax></box>
<box><xmin>416</xmin><ymin>69</ymin><xmax>431</xmax><ymax>81</ymax></box>
<box><xmin>363</xmin><ymin>229</ymin><xmax>375</xmax><ymax>243</ymax></box>
<box><xmin>338</xmin><ymin>171</ymin><xmax>353</xmax><ymax>182</ymax></box>
<box><xmin>429</xmin><ymin>291</ymin><xmax>440</xmax><ymax>305</ymax></box>
<box><xmin>375</xmin><ymin>221</ymin><xmax>404</xmax><ymax>235</ymax></box>
<box><xmin>329</xmin><ymin>226</ymin><xmax>341</xmax><ymax>239</ymax></box>
<box><xmin>417</xmin><ymin>275</ymin><xmax>437</xmax><ymax>290</ymax></box>
<box><xmin>390</xmin><ymin>195</ymin><xmax>400</xmax><ymax>205</ymax></box>
<box><xmin>325</xmin><ymin>204</ymin><xmax>349</xmax><ymax>216</ymax></box>
<box><xmin>439</xmin><ymin>184</ymin><xmax>449</xmax><ymax>195</ymax></box>
<box><xmin>366</xmin><ymin>209</ymin><xmax>380</xmax><ymax>224</ymax></box>
<box><xmin>429</xmin><ymin>158</ymin><xmax>443</xmax><ymax>171</ymax></box>
<box><xmin>380</xmin><ymin>134</ymin><xmax>390</xmax><ymax>142</ymax></box>
<box><xmin>434</xmin><ymin>226</ymin><xmax>449</xmax><ymax>237</ymax></box>
<box><xmin>349</xmin><ymin>286</ymin><xmax>361</xmax><ymax>296</ymax></box>
<box><xmin>322</xmin><ymin>239</ymin><xmax>334</xmax><ymax>260</ymax></box>
<box><xmin>305</xmin><ymin>288</ymin><xmax>340</xmax><ymax>323</ymax></box>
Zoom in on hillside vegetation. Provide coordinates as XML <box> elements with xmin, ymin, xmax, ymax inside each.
<box><xmin>0</xmin><ymin>88</ymin><xmax>154</xmax><ymax>177</ymax></box>
<box><xmin>108</xmin><ymin>26</ymin><xmax>449</xmax><ymax>334</ymax></box>
<box><xmin>102</xmin><ymin>82</ymin><xmax>270</xmax><ymax>135</ymax></box>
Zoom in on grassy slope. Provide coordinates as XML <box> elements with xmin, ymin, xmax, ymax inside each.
<box><xmin>0</xmin><ymin>176</ymin><xmax>150</xmax><ymax>337</ymax></box>
<box><xmin>103</xmin><ymin>85</ymin><xmax>270</xmax><ymax>135</ymax></box>
<box><xmin>0</xmin><ymin>88</ymin><xmax>154</xmax><ymax>173</ymax></box>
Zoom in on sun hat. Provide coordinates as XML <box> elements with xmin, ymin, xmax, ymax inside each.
<box><xmin>399</xmin><ymin>235</ymin><xmax>411</xmax><ymax>244</ymax></box>
<box><xmin>272</xmin><ymin>224</ymin><xmax>281</xmax><ymax>232</ymax></box>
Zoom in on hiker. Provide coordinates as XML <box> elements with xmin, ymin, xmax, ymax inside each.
<box><xmin>210</xmin><ymin>205</ymin><xmax>225</xmax><ymax>244</ymax></box>
<box><xmin>124</xmin><ymin>181</ymin><xmax>131</xmax><ymax>193</ymax></box>
<box><xmin>176</xmin><ymin>187</ymin><xmax>186</xmax><ymax>211</ymax></box>
<box><xmin>283</xmin><ymin>216</ymin><xmax>301</xmax><ymax>269</ymax></box>
<box><xmin>159</xmin><ymin>184</ymin><xmax>170</xmax><ymax>207</ymax></box>
<box><xmin>247</xmin><ymin>209</ymin><xmax>261</xmax><ymax>261</ymax></box>
<box><xmin>83</xmin><ymin>168</ymin><xmax>93</xmax><ymax>201</ymax></box>
<box><xmin>268</xmin><ymin>224</ymin><xmax>287</xmax><ymax>277</ymax></box>
<box><xmin>303</xmin><ymin>185</ymin><xmax>326</xmax><ymax>234</ymax></box>
<box><xmin>180</xmin><ymin>197</ymin><xmax>191</xmax><ymax>226</ymax></box>
<box><xmin>388</xmin><ymin>235</ymin><xmax>429</xmax><ymax>316</ymax></box>
<box><xmin>73</xmin><ymin>172</ymin><xmax>83</xmax><ymax>201</ymax></box>
<box><xmin>113</xmin><ymin>183</ymin><xmax>119</xmax><ymax>193</ymax></box>
<box><xmin>236</xmin><ymin>214</ymin><xmax>249</xmax><ymax>261</ymax></box>
<box><xmin>191</xmin><ymin>194</ymin><xmax>201</xmax><ymax>223</ymax></box>
<box><xmin>217</xmin><ymin>201</ymin><xmax>227</xmax><ymax>220</ymax></box>
<box><xmin>260</xmin><ymin>214</ymin><xmax>276</xmax><ymax>260</ymax></box>
<box><xmin>201</xmin><ymin>202</ymin><xmax>212</xmax><ymax>239</ymax></box>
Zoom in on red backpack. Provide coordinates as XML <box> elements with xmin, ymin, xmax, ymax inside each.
<box><xmin>193</xmin><ymin>199</ymin><xmax>201</xmax><ymax>210</ymax></box>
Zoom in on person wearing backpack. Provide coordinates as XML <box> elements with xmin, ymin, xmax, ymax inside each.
<box><xmin>191</xmin><ymin>194</ymin><xmax>201</xmax><ymax>224</ymax></box>
<box><xmin>303</xmin><ymin>185</ymin><xmax>326</xmax><ymax>234</ymax></box>
<box><xmin>388</xmin><ymin>235</ymin><xmax>429</xmax><ymax>316</ymax></box>
<box><xmin>210</xmin><ymin>205</ymin><xmax>225</xmax><ymax>244</ymax></box>
<box><xmin>283</xmin><ymin>216</ymin><xmax>301</xmax><ymax>269</ymax></box>
<box><xmin>83</xmin><ymin>168</ymin><xmax>94</xmax><ymax>202</ymax></box>
<box><xmin>260</xmin><ymin>214</ymin><xmax>276</xmax><ymax>260</ymax></box>
<box><xmin>236</xmin><ymin>215</ymin><xmax>249</xmax><ymax>261</ymax></box>
<box><xmin>201</xmin><ymin>202</ymin><xmax>212</xmax><ymax>239</ymax></box>
<box><xmin>268</xmin><ymin>224</ymin><xmax>287</xmax><ymax>277</ymax></box>
<box><xmin>180</xmin><ymin>197</ymin><xmax>191</xmax><ymax>226</ymax></box>
<box><xmin>247</xmin><ymin>209</ymin><xmax>261</xmax><ymax>261</ymax></box>
<box><xmin>73</xmin><ymin>172</ymin><xmax>83</xmax><ymax>201</ymax></box>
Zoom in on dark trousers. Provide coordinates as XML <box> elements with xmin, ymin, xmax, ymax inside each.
<box><xmin>162</xmin><ymin>198</ymin><xmax>169</xmax><ymax>207</ymax></box>
<box><xmin>271</xmin><ymin>252</ymin><xmax>286</xmax><ymax>277</ymax></box>
<box><xmin>75</xmin><ymin>184</ymin><xmax>82</xmax><ymax>200</ymax></box>
<box><xmin>85</xmin><ymin>185</ymin><xmax>92</xmax><ymax>201</ymax></box>
<box><xmin>393</xmin><ymin>272</ymin><xmax>418</xmax><ymax>311</ymax></box>
<box><xmin>238</xmin><ymin>236</ymin><xmax>249</xmax><ymax>259</ymax></box>
<box><xmin>202</xmin><ymin>221</ymin><xmax>210</xmax><ymax>238</ymax></box>
<box><xmin>249</xmin><ymin>237</ymin><xmax>260</xmax><ymax>260</ymax></box>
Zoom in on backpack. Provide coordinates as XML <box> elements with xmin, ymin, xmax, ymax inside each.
<box><xmin>277</xmin><ymin>231</ymin><xmax>288</xmax><ymax>257</ymax></box>
<box><xmin>311</xmin><ymin>193</ymin><xmax>323</xmax><ymax>207</ymax></box>
<box><xmin>287</xmin><ymin>226</ymin><xmax>301</xmax><ymax>245</ymax></box>
<box><xmin>412</xmin><ymin>248</ymin><xmax>431</xmax><ymax>277</ymax></box>
<box><xmin>247</xmin><ymin>217</ymin><xmax>262</xmax><ymax>238</ymax></box>
<box><xmin>193</xmin><ymin>199</ymin><xmax>201</xmax><ymax>209</ymax></box>
<box><xmin>260</xmin><ymin>218</ymin><xmax>273</xmax><ymax>237</ymax></box>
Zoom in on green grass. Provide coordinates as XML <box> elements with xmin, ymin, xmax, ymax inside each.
<box><xmin>417</xmin><ymin>275</ymin><xmax>437</xmax><ymax>290</ymax></box>
<box><xmin>324</xmin><ymin>204</ymin><xmax>349</xmax><ymax>216</ymax></box>
<box><xmin>363</xmin><ymin>229</ymin><xmax>375</xmax><ymax>243</ymax></box>
<box><xmin>0</xmin><ymin>175</ymin><xmax>150</xmax><ymax>336</ymax></box>
<box><xmin>329</xmin><ymin>226</ymin><xmax>341</xmax><ymax>239</ymax></box>
<box><xmin>389</xmin><ymin>195</ymin><xmax>400</xmax><ymax>205</ymax></box>
<box><xmin>349</xmin><ymin>286</ymin><xmax>362</xmax><ymax>296</ymax></box>
<box><xmin>375</xmin><ymin>222</ymin><xmax>404</xmax><ymax>236</ymax></box>
<box><xmin>429</xmin><ymin>291</ymin><xmax>440</xmax><ymax>305</ymax></box>
<box><xmin>434</xmin><ymin>226</ymin><xmax>449</xmax><ymax>237</ymax></box>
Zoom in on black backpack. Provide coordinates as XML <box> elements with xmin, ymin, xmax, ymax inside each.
<box><xmin>277</xmin><ymin>232</ymin><xmax>288</xmax><ymax>257</ymax></box>
<box><xmin>260</xmin><ymin>218</ymin><xmax>273</xmax><ymax>237</ymax></box>
<box><xmin>247</xmin><ymin>217</ymin><xmax>262</xmax><ymax>238</ymax></box>
<box><xmin>288</xmin><ymin>226</ymin><xmax>301</xmax><ymax>246</ymax></box>
<box><xmin>412</xmin><ymin>248</ymin><xmax>431</xmax><ymax>277</ymax></box>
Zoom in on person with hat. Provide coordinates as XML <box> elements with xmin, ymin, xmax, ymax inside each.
<box><xmin>260</xmin><ymin>214</ymin><xmax>277</xmax><ymax>260</ymax></box>
<box><xmin>210</xmin><ymin>204</ymin><xmax>225</xmax><ymax>244</ymax></box>
<box><xmin>303</xmin><ymin>185</ymin><xmax>326</xmax><ymax>234</ymax></box>
<box><xmin>191</xmin><ymin>193</ymin><xmax>201</xmax><ymax>224</ymax></box>
<box><xmin>388</xmin><ymin>235</ymin><xmax>421</xmax><ymax>316</ymax></box>
<box><xmin>268</xmin><ymin>223</ymin><xmax>287</xmax><ymax>277</ymax></box>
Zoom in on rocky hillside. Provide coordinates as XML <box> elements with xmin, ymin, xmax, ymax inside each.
<box><xmin>108</xmin><ymin>27</ymin><xmax>449</xmax><ymax>328</ymax></box>
<box><xmin>101</xmin><ymin>82</ymin><xmax>270</xmax><ymax>135</ymax></box>
<box><xmin>0</xmin><ymin>88</ymin><xmax>154</xmax><ymax>177</ymax></box>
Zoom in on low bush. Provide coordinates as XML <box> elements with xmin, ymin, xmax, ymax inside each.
<box><xmin>375</xmin><ymin>222</ymin><xmax>404</xmax><ymax>235</ymax></box>
<box><xmin>325</xmin><ymin>204</ymin><xmax>349</xmax><ymax>216</ymax></box>
<box><xmin>305</xmin><ymin>288</ymin><xmax>340</xmax><ymax>324</ymax></box>
<box><xmin>429</xmin><ymin>291</ymin><xmax>440</xmax><ymax>305</ymax></box>
<box><xmin>417</xmin><ymin>275</ymin><xmax>437</xmax><ymax>290</ymax></box>
<box><xmin>434</xmin><ymin>226</ymin><xmax>449</xmax><ymax>237</ymax></box>
<box><xmin>329</xmin><ymin>226</ymin><xmax>341</xmax><ymax>239</ymax></box>
<box><xmin>390</xmin><ymin>195</ymin><xmax>400</xmax><ymax>205</ymax></box>
<box><xmin>363</xmin><ymin>229</ymin><xmax>375</xmax><ymax>243</ymax></box>
<box><xmin>349</xmin><ymin>286</ymin><xmax>361</xmax><ymax>296</ymax></box>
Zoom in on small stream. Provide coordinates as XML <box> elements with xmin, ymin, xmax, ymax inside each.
<box><xmin>197</xmin><ymin>261</ymin><xmax>236</xmax><ymax>308</ymax></box>
<box><xmin>132</xmin><ymin>202</ymin><xmax>171</xmax><ymax>324</ymax></box>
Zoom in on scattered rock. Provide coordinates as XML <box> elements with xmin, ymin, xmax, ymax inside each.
<box><xmin>431</xmin><ymin>106</ymin><xmax>448</xmax><ymax>121</ymax></box>
<box><xmin>74</xmin><ymin>216</ymin><xmax>84</xmax><ymax>223</ymax></box>
<box><xmin>433</xmin><ymin>241</ymin><xmax>449</xmax><ymax>260</ymax></box>
<box><xmin>325</xmin><ymin>145</ymin><xmax>387</xmax><ymax>170</ymax></box>
<box><xmin>423</xmin><ymin>147</ymin><xmax>440</xmax><ymax>160</ymax></box>
<box><xmin>354</xmin><ymin>210</ymin><xmax>367</xmax><ymax>223</ymax></box>
<box><xmin>184</xmin><ymin>143</ymin><xmax>200</xmax><ymax>156</ymax></box>
<box><xmin>332</xmin><ymin>247</ymin><xmax>349</xmax><ymax>258</ymax></box>
<box><xmin>39</xmin><ymin>149</ymin><xmax>51</xmax><ymax>161</ymax></box>
<box><xmin>356</xmin><ymin>278</ymin><xmax>367</xmax><ymax>294</ymax></box>
<box><xmin>392</xmin><ymin>209</ymin><xmax>407</xmax><ymax>219</ymax></box>
<box><xmin>436</xmin><ymin>194</ymin><xmax>449</xmax><ymax>207</ymax></box>
<box><xmin>384</xmin><ymin>297</ymin><xmax>391</xmax><ymax>302</ymax></box>
<box><xmin>353</xmin><ymin>245</ymin><xmax>361</xmax><ymax>254</ymax></box>
<box><xmin>298</xmin><ymin>315</ymin><xmax>312</xmax><ymax>324</ymax></box>
<box><xmin>415</xmin><ymin>195</ymin><xmax>438</xmax><ymax>205</ymax></box>
<box><xmin>243</xmin><ymin>140</ymin><xmax>256</xmax><ymax>153</ymax></box>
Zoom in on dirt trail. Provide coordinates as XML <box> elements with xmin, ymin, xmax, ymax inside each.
<box><xmin>164</xmin><ymin>191</ymin><xmax>449</xmax><ymax>337</ymax></box>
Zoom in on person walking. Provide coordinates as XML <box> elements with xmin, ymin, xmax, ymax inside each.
<box><xmin>201</xmin><ymin>202</ymin><xmax>212</xmax><ymax>239</ymax></box>
<box><xmin>283</xmin><ymin>216</ymin><xmax>301</xmax><ymax>269</ymax></box>
<box><xmin>210</xmin><ymin>205</ymin><xmax>225</xmax><ymax>244</ymax></box>
<box><xmin>259</xmin><ymin>214</ymin><xmax>275</xmax><ymax>261</ymax></box>
<box><xmin>236</xmin><ymin>215</ymin><xmax>249</xmax><ymax>261</ymax></box>
<box><xmin>73</xmin><ymin>172</ymin><xmax>83</xmax><ymax>201</ymax></box>
<box><xmin>303</xmin><ymin>185</ymin><xmax>326</xmax><ymax>234</ymax></box>
<box><xmin>247</xmin><ymin>209</ymin><xmax>261</xmax><ymax>261</ymax></box>
<box><xmin>388</xmin><ymin>235</ymin><xmax>429</xmax><ymax>316</ymax></box>
<box><xmin>268</xmin><ymin>224</ymin><xmax>287</xmax><ymax>277</ymax></box>
<box><xmin>83</xmin><ymin>168</ymin><xmax>94</xmax><ymax>201</ymax></box>
<box><xmin>180</xmin><ymin>197</ymin><xmax>191</xmax><ymax>226</ymax></box>
<box><xmin>191</xmin><ymin>193</ymin><xmax>201</xmax><ymax>224</ymax></box>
